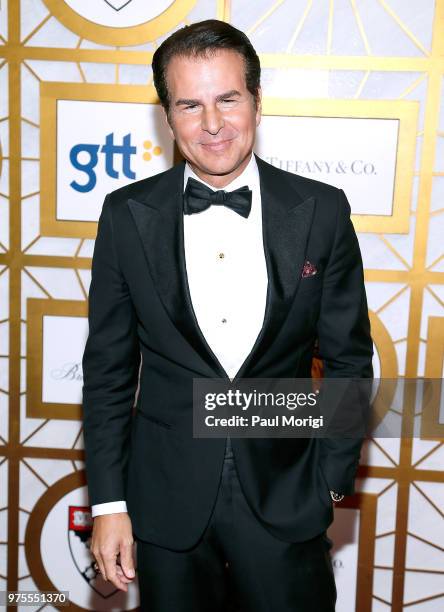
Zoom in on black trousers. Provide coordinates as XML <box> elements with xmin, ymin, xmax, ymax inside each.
<box><xmin>135</xmin><ymin>437</ymin><xmax>337</xmax><ymax>611</ymax></box>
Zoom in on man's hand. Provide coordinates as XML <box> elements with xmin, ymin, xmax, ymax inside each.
<box><xmin>91</xmin><ymin>512</ymin><xmax>136</xmax><ymax>592</ymax></box>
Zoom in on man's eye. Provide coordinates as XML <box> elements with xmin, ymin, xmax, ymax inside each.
<box><xmin>182</xmin><ymin>99</ymin><xmax>236</xmax><ymax>111</ymax></box>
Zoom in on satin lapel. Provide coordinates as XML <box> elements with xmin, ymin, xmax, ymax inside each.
<box><xmin>127</xmin><ymin>161</ymin><xmax>228</xmax><ymax>379</ymax></box>
<box><xmin>232</xmin><ymin>155</ymin><xmax>316</xmax><ymax>379</ymax></box>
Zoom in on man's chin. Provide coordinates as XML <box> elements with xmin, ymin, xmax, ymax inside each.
<box><xmin>189</xmin><ymin>155</ymin><xmax>242</xmax><ymax>177</ymax></box>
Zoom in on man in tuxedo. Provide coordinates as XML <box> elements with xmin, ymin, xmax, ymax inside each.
<box><xmin>82</xmin><ymin>19</ymin><xmax>373</xmax><ymax>611</ymax></box>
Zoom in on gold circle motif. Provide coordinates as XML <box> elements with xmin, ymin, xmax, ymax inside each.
<box><xmin>42</xmin><ymin>0</ymin><xmax>196</xmax><ymax>46</ymax></box>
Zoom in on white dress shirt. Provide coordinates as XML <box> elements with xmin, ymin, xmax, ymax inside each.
<box><xmin>91</xmin><ymin>151</ymin><xmax>268</xmax><ymax>517</ymax></box>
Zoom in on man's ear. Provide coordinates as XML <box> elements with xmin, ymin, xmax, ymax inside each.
<box><xmin>161</xmin><ymin>106</ymin><xmax>175</xmax><ymax>140</ymax></box>
<box><xmin>255</xmin><ymin>86</ymin><xmax>262</xmax><ymax>127</ymax></box>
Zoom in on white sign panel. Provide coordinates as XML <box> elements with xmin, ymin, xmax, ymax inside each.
<box><xmin>256</xmin><ymin>115</ymin><xmax>399</xmax><ymax>216</ymax></box>
<box><xmin>56</xmin><ymin>100</ymin><xmax>174</xmax><ymax>222</ymax></box>
<box><xmin>42</xmin><ymin>315</ymin><xmax>88</xmax><ymax>404</ymax></box>
<box><xmin>329</xmin><ymin>507</ymin><xmax>361</xmax><ymax>611</ymax></box>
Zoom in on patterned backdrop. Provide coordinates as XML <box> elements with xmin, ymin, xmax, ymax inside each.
<box><xmin>0</xmin><ymin>1</ymin><xmax>443</xmax><ymax>610</ymax></box>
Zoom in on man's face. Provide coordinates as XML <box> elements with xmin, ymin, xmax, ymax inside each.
<box><xmin>162</xmin><ymin>49</ymin><xmax>261</xmax><ymax>188</ymax></box>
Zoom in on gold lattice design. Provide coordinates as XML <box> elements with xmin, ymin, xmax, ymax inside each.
<box><xmin>0</xmin><ymin>1</ymin><xmax>443</xmax><ymax>610</ymax></box>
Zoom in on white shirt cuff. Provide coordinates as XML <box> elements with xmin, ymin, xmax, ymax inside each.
<box><xmin>91</xmin><ymin>501</ymin><xmax>128</xmax><ymax>517</ymax></box>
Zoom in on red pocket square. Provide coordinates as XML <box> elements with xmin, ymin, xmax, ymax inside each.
<box><xmin>301</xmin><ymin>260</ymin><xmax>318</xmax><ymax>278</ymax></box>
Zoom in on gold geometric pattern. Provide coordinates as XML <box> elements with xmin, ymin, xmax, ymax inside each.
<box><xmin>0</xmin><ymin>0</ymin><xmax>443</xmax><ymax>609</ymax></box>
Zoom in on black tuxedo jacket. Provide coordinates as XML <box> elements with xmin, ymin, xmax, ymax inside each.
<box><xmin>82</xmin><ymin>153</ymin><xmax>373</xmax><ymax>550</ymax></box>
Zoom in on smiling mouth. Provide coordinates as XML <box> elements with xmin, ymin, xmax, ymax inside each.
<box><xmin>201</xmin><ymin>139</ymin><xmax>233</xmax><ymax>150</ymax></box>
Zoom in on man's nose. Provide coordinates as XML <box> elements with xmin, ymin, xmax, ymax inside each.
<box><xmin>201</xmin><ymin>105</ymin><xmax>224</xmax><ymax>134</ymax></box>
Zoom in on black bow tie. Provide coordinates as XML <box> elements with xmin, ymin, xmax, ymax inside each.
<box><xmin>183</xmin><ymin>176</ymin><xmax>252</xmax><ymax>219</ymax></box>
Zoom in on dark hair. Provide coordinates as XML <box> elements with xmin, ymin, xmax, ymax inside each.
<box><xmin>152</xmin><ymin>19</ymin><xmax>261</xmax><ymax>119</ymax></box>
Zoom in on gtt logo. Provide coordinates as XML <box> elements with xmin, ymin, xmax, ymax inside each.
<box><xmin>69</xmin><ymin>133</ymin><xmax>162</xmax><ymax>192</ymax></box>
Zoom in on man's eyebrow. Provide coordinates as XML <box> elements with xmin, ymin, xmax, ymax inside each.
<box><xmin>175</xmin><ymin>89</ymin><xmax>242</xmax><ymax>106</ymax></box>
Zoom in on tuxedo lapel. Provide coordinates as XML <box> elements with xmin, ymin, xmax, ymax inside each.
<box><xmin>232</xmin><ymin>155</ymin><xmax>316</xmax><ymax>379</ymax></box>
<box><xmin>127</xmin><ymin>162</ymin><xmax>227</xmax><ymax>379</ymax></box>
<box><xmin>127</xmin><ymin>154</ymin><xmax>316</xmax><ymax>381</ymax></box>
